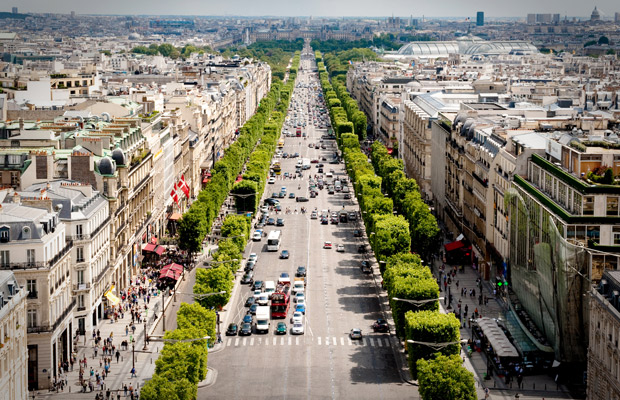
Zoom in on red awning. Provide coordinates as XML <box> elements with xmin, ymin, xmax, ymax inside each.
<box><xmin>235</xmin><ymin>175</ymin><xmax>243</xmax><ymax>183</ymax></box>
<box><xmin>159</xmin><ymin>263</ymin><xmax>183</xmax><ymax>280</ymax></box>
<box><xmin>168</xmin><ymin>213</ymin><xmax>182</xmax><ymax>221</ymax></box>
<box><xmin>202</xmin><ymin>177</ymin><xmax>210</xmax><ymax>184</ymax></box>
<box><xmin>154</xmin><ymin>246</ymin><xmax>165</xmax><ymax>256</ymax></box>
<box><xmin>142</xmin><ymin>243</ymin><xmax>156</xmax><ymax>253</ymax></box>
<box><xmin>387</xmin><ymin>148</ymin><xmax>394</xmax><ymax>154</ymax></box>
<box><xmin>150</xmin><ymin>236</ymin><xmax>158</xmax><ymax>244</ymax></box>
<box><xmin>444</xmin><ymin>240</ymin><xmax>464</xmax><ymax>252</ymax></box>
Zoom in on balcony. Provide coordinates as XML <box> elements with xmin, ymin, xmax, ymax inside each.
<box><xmin>27</xmin><ymin>299</ymin><xmax>76</xmax><ymax>334</ymax></box>
<box><xmin>73</xmin><ymin>283</ymin><xmax>91</xmax><ymax>292</ymax></box>
<box><xmin>68</xmin><ymin>216</ymin><xmax>111</xmax><ymax>242</ymax></box>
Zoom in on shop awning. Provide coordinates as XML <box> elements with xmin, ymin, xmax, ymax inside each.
<box><xmin>168</xmin><ymin>213</ymin><xmax>182</xmax><ymax>221</ymax></box>
<box><xmin>475</xmin><ymin>317</ymin><xmax>519</xmax><ymax>358</ymax></box>
<box><xmin>387</xmin><ymin>148</ymin><xmax>394</xmax><ymax>154</ymax></box>
<box><xmin>154</xmin><ymin>245</ymin><xmax>165</xmax><ymax>256</ymax></box>
<box><xmin>104</xmin><ymin>289</ymin><xmax>121</xmax><ymax>306</ymax></box>
<box><xmin>151</xmin><ymin>236</ymin><xmax>158</xmax><ymax>245</ymax></box>
<box><xmin>202</xmin><ymin>177</ymin><xmax>211</xmax><ymax>183</ymax></box>
<box><xmin>159</xmin><ymin>263</ymin><xmax>184</xmax><ymax>280</ymax></box>
<box><xmin>142</xmin><ymin>243</ymin><xmax>157</xmax><ymax>253</ymax></box>
<box><xmin>444</xmin><ymin>240</ymin><xmax>464</xmax><ymax>252</ymax></box>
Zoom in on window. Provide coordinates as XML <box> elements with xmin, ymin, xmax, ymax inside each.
<box><xmin>0</xmin><ymin>228</ymin><xmax>9</xmax><ymax>243</ymax></box>
<box><xmin>583</xmin><ymin>196</ymin><xmax>595</xmax><ymax>216</ymax></box>
<box><xmin>76</xmin><ymin>247</ymin><xmax>84</xmax><ymax>263</ymax></box>
<box><xmin>27</xmin><ymin>309</ymin><xmax>37</xmax><ymax>328</ymax></box>
<box><xmin>608</xmin><ymin>197</ymin><xmax>619</xmax><ymax>216</ymax></box>
<box><xmin>26</xmin><ymin>280</ymin><xmax>37</xmax><ymax>299</ymax></box>
<box><xmin>10</xmin><ymin>172</ymin><xmax>18</xmax><ymax>186</ymax></box>
<box><xmin>77</xmin><ymin>295</ymin><xmax>85</xmax><ymax>310</ymax></box>
<box><xmin>614</xmin><ymin>227</ymin><xmax>620</xmax><ymax>245</ymax></box>
<box><xmin>26</xmin><ymin>249</ymin><xmax>35</xmax><ymax>266</ymax></box>
<box><xmin>76</xmin><ymin>224</ymin><xmax>83</xmax><ymax>238</ymax></box>
<box><xmin>587</xmin><ymin>226</ymin><xmax>601</xmax><ymax>244</ymax></box>
<box><xmin>77</xmin><ymin>270</ymin><xmax>84</xmax><ymax>286</ymax></box>
<box><xmin>0</xmin><ymin>251</ymin><xmax>8</xmax><ymax>267</ymax></box>
<box><xmin>22</xmin><ymin>226</ymin><xmax>31</xmax><ymax>239</ymax></box>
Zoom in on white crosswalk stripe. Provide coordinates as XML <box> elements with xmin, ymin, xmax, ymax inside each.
<box><xmin>226</xmin><ymin>336</ymin><xmax>391</xmax><ymax>347</ymax></box>
<box><xmin>369</xmin><ymin>338</ymin><xmax>375</xmax><ymax>347</ymax></box>
<box><xmin>377</xmin><ymin>338</ymin><xmax>383</xmax><ymax>347</ymax></box>
<box><xmin>235</xmin><ymin>338</ymin><xmax>239</xmax><ymax>346</ymax></box>
<box><xmin>250</xmin><ymin>338</ymin><xmax>254</xmax><ymax>346</ymax></box>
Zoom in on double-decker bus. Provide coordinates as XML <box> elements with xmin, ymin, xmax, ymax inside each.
<box><xmin>267</xmin><ymin>230</ymin><xmax>282</xmax><ymax>251</ymax></box>
<box><xmin>270</xmin><ymin>291</ymin><xmax>290</xmax><ymax>318</ymax></box>
<box><xmin>272</xmin><ymin>161</ymin><xmax>281</xmax><ymax>175</ymax></box>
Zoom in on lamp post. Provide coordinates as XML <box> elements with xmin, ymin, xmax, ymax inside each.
<box><xmin>392</xmin><ymin>297</ymin><xmax>444</xmax><ymax>307</ymax></box>
<box><xmin>406</xmin><ymin>338</ymin><xmax>467</xmax><ymax>351</ymax></box>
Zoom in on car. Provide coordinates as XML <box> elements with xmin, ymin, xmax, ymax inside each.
<box><xmin>239</xmin><ymin>323</ymin><xmax>253</xmax><ymax>336</ymax></box>
<box><xmin>244</xmin><ymin>261</ymin><xmax>255</xmax><ymax>272</ymax></box>
<box><xmin>344</xmin><ymin>193</ymin><xmax>351</xmax><ymax>199</ymax></box>
<box><xmin>289</xmin><ymin>192</ymin><xmax>296</xmax><ymax>198</ymax></box>
<box><xmin>310</xmin><ymin>211</ymin><xmax>318</xmax><ymax>219</ymax></box>
<box><xmin>325</xmin><ymin>172</ymin><xmax>333</xmax><ymax>178</ymax></box>
<box><xmin>361</xmin><ymin>261</ymin><xmax>372</xmax><ymax>274</ymax></box>
<box><xmin>296</xmin><ymin>197</ymin><xmax>309</xmax><ymax>202</ymax></box>
<box><xmin>267</xmin><ymin>217</ymin><xmax>276</xmax><ymax>225</ymax></box>
<box><xmin>243</xmin><ymin>314</ymin><xmax>253</xmax><ymax>324</ymax></box>
<box><xmin>252</xmin><ymin>231</ymin><xmax>262</xmax><ymax>241</ymax></box>
<box><xmin>278</xmin><ymin>192</ymin><xmax>286</xmax><ymax>198</ymax></box>
<box><xmin>226</xmin><ymin>323</ymin><xmax>238</xmax><ymax>336</ymax></box>
<box><xmin>323</xmin><ymin>241</ymin><xmax>332</xmax><ymax>249</ymax></box>
<box><xmin>318</xmin><ymin>168</ymin><xmax>323</xmax><ymax>174</ymax></box>
<box><xmin>268</xmin><ymin>177</ymin><xmax>276</xmax><ymax>184</ymax></box>
<box><xmin>358</xmin><ymin>245</ymin><xmax>368</xmax><ymax>253</ymax></box>
<box><xmin>354</xmin><ymin>229</ymin><xmax>363</xmax><ymax>238</ymax></box>
<box><xmin>248</xmin><ymin>253</ymin><xmax>258</xmax><ymax>263</ymax></box>
<box><xmin>276</xmin><ymin>322</ymin><xmax>287</xmax><ymax>335</ymax></box>
<box><xmin>348</xmin><ymin>212</ymin><xmax>358</xmax><ymax>221</ymax></box>
<box><xmin>276</xmin><ymin>218</ymin><xmax>285</xmax><ymax>226</ymax></box>
<box><xmin>265</xmin><ymin>198</ymin><xmax>280</xmax><ymax>206</ymax></box>
<box><xmin>260</xmin><ymin>206</ymin><xmax>269</xmax><ymax>213</ymax></box>
<box><xmin>329</xmin><ymin>159</ymin><xmax>340</xmax><ymax>164</ymax></box>
<box><xmin>280</xmin><ymin>250</ymin><xmax>290</xmax><ymax>259</ymax></box>
<box><xmin>252</xmin><ymin>280</ymin><xmax>264</xmax><ymax>291</ymax></box>
<box><xmin>321</xmin><ymin>218</ymin><xmax>329</xmax><ymax>225</ymax></box>
<box><xmin>295</xmin><ymin>302</ymin><xmax>306</xmax><ymax>314</ymax></box>
<box><xmin>241</xmin><ymin>271</ymin><xmax>254</xmax><ymax>284</ymax></box>
<box><xmin>292</xmin><ymin>322</ymin><xmax>305</xmax><ymax>335</ymax></box>
<box><xmin>296</xmin><ymin>266</ymin><xmax>306</xmax><ymax>277</ymax></box>
<box><xmin>372</xmin><ymin>319</ymin><xmax>389</xmax><ymax>333</ymax></box>
<box><xmin>310</xmin><ymin>191</ymin><xmax>317</xmax><ymax>198</ymax></box>
<box><xmin>255</xmin><ymin>221</ymin><xmax>265</xmax><ymax>229</ymax></box>
<box><xmin>245</xmin><ymin>296</ymin><xmax>256</xmax><ymax>307</ymax></box>
<box><xmin>279</xmin><ymin>272</ymin><xmax>291</xmax><ymax>284</ymax></box>
<box><xmin>248</xmin><ymin>304</ymin><xmax>258</xmax><ymax>315</ymax></box>
<box><xmin>331</xmin><ymin>218</ymin><xmax>339</xmax><ymax>225</ymax></box>
<box><xmin>336</xmin><ymin>244</ymin><xmax>345</xmax><ymax>252</ymax></box>
<box><xmin>350</xmin><ymin>328</ymin><xmax>363</xmax><ymax>340</ymax></box>
<box><xmin>294</xmin><ymin>292</ymin><xmax>305</xmax><ymax>303</ymax></box>
<box><xmin>311</xmin><ymin>159</ymin><xmax>319</xmax><ymax>163</ymax></box>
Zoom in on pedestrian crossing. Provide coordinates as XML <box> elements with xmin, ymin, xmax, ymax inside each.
<box><xmin>224</xmin><ymin>335</ymin><xmax>395</xmax><ymax>348</ymax></box>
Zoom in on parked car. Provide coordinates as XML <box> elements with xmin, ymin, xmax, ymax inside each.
<box><xmin>252</xmin><ymin>280</ymin><xmax>264</xmax><ymax>291</ymax></box>
<box><xmin>372</xmin><ymin>319</ymin><xmax>389</xmax><ymax>333</ymax></box>
<box><xmin>241</xmin><ymin>271</ymin><xmax>254</xmax><ymax>284</ymax></box>
<box><xmin>361</xmin><ymin>261</ymin><xmax>372</xmax><ymax>274</ymax></box>
<box><xmin>336</xmin><ymin>244</ymin><xmax>345</xmax><ymax>252</ymax></box>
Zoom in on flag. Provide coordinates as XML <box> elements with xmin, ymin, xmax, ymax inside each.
<box><xmin>178</xmin><ymin>175</ymin><xmax>190</xmax><ymax>198</ymax></box>
<box><xmin>348</xmin><ymin>60</ymin><xmax>353</xmax><ymax>65</ymax></box>
<box><xmin>170</xmin><ymin>182</ymin><xmax>180</xmax><ymax>206</ymax></box>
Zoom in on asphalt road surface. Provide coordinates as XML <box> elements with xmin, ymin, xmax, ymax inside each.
<box><xmin>200</xmin><ymin>47</ymin><xmax>412</xmax><ymax>400</ymax></box>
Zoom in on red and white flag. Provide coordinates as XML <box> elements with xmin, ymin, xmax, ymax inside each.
<box><xmin>170</xmin><ymin>182</ymin><xmax>180</xmax><ymax>206</ymax></box>
<box><xmin>178</xmin><ymin>174</ymin><xmax>190</xmax><ymax>198</ymax></box>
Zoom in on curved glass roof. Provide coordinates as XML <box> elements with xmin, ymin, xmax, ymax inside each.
<box><xmin>397</xmin><ymin>42</ymin><xmax>460</xmax><ymax>56</ymax></box>
<box><xmin>397</xmin><ymin>40</ymin><xmax>538</xmax><ymax>57</ymax></box>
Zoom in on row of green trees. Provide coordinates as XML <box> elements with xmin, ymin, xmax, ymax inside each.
<box><xmin>142</xmin><ymin>51</ymin><xmax>301</xmax><ymax>399</ymax></box>
<box><xmin>140</xmin><ymin>303</ymin><xmax>216</xmax><ymax>400</ymax></box>
<box><xmin>315</xmin><ymin>48</ymin><xmax>475</xmax><ymax>399</ymax></box>
<box><xmin>177</xmin><ymin>52</ymin><xmax>300</xmax><ymax>258</ymax></box>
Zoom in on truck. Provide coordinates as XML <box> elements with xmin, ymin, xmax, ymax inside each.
<box><xmin>256</xmin><ymin>306</ymin><xmax>270</xmax><ymax>333</ymax></box>
<box><xmin>302</xmin><ymin>158</ymin><xmax>311</xmax><ymax>170</ymax></box>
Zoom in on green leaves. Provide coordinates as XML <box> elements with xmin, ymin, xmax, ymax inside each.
<box><xmin>194</xmin><ymin>267</ymin><xmax>233</xmax><ymax>309</ymax></box>
<box><xmin>417</xmin><ymin>355</ymin><xmax>476</xmax><ymax>400</ymax></box>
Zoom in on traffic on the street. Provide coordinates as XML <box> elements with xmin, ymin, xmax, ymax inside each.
<box><xmin>201</xmin><ymin>44</ymin><xmax>410</xmax><ymax>399</ymax></box>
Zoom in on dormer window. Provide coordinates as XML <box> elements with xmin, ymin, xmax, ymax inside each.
<box><xmin>22</xmin><ymin>226</ymin><xmax>31</xmax><ymax>240</ymax></box>
<box><xmin>0</xmin><ymin>227</ymin><xmax>9</xmax><ymax>243</ymax></box>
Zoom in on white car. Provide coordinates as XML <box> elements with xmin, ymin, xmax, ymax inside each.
<box><xmin>260</xmin><ymin>205</ymin><xmax>269</xmax><ymax>213</ymax></box>
<box><xmin>310</xmin><ymin>211</ymin><xmax>318</xmax><ymax>219</ymax></box>
<box><xmin>294</xmin><ymin>292</ymin><xmax>305</xmax><ymax>303</ymax></box>
<box><xmin>252</xmin><ymin>231</ymin><xmax>262</xmax><ymax>241</ymax></box>
<box><xmin>292</xmin><ymin>322</ymin><xmax>305</xmax><ymax>335</ymax></box>
<box><xmin>291</xmin><ymin>311</ymin><xmax>303</xmax><ymax>324</ymax></box>
<box><xmin>336</xmin><ymin>244</ymin><xmax>345</xmax><ymax>252</ymax></box>
<box><xmin>268</xmin><ymin>177</ymin><xmax>276</xmax><ymax>184</ymax></box>
<box><xmin>253</xmin><ymin>289</ymin><xmax>263</xmax><ymax>301</ymax></box>
<box><xmin>248</xmin><ymin>253</ymin><xmax>258</xmax><ymax>263</ymax></box>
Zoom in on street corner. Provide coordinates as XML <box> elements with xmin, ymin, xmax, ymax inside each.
<box><xmin>197</xmin><ymin>367</ymin><xmax>218</xmax><ymax>388</ymax></box>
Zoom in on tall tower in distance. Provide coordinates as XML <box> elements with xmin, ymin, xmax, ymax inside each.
<box><xmin>476</xmin><ymin>11</ymin><xmax>484</xmax><ymax>26</ymax></box>
<box><xmin>615</xmin><ymin>12</ymin><xmax>620</xmax><ymax>23</ymax></box>
<box><xmin>11</xmin><ymin>7</ymin><xmax>17</xmax><ymax>14</ymax></box>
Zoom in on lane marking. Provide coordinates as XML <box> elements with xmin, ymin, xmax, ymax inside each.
<box><xmin>318</xmin><ymin>336</ymin><xmax>321</xmax><ymax>345</ymax></box>
<box><xmin>333</xmin><ymin>337</ymin><xmax>337</xmax><ymax>346</ymax></box>
<box><xmin>226</xmin><ymin>339</ymin><xmax>232</xmax><ymax>347</ymax></box>
<box><xmin>363</xmin><ymin>338</ymin><xmax>369</xmax><ymax>346</ymax></box>
<box><xmin>273</xmin><ymin>337</ymin><xmax>277</xmax><ymax>345</ymax></box>
<box><xmin>369</xmin><ymin>338</ymin><xmax>375</xmax><ymax>347</ymax></box>
<box><xmin>234</xmin><ymin>338</ymin><xmax>239</xmax><ymax>346</ymax></box>
<box><xmin>281</xmin><ymin>337</ymin><xmax>284</xmax><ymax>345</ymax></box>
<box><xmin>296</xmin><ymin>336</ymin><xmax>299</xmax><ymax>346</ymax></box>
<box><xmin>250</xmin><ymin>338</ymin><xmax>254</xmax><ymax>346</ymax></box>
<box><xmin>288</xmin><ymin>337</ymin><xmax>292</xmax><ymax>346</ymax></box>
<box><xmin>242</xmin><ymin>338</ymin><xmax>247</xmax><ymax>346</ymax></box>
<box><xmin>340</xmin><ymin>337</ymin><xmax>344</xmax><ymax>346</ymax></box>
<box><xmin>347</xmin><ymin>337</ymin><xmax>352</xmax><ymax>346</ymax></box>
<box><xmin>377</xmin><ymin>338</ymin><xmax>383</xmax><ymax>347</ymax></box>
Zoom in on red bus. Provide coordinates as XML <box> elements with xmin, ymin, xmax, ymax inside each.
<box><xmin>270</xmin><ymin>292</ymin><xmax>290</xmax><ymax>318</ymax></box>
<box><xmin>296</xmin><ymin>128</ymin><xmax>302</xmax><ymax>137</ymax></box>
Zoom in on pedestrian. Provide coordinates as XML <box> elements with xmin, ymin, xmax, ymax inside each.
<box><xmin>131</xmin><ymin>367</ymin><xmax>137</xmax><ymax>378</ymax></box>
<box><xmin>517</xmin><ymin>374</ymin><xmax>523</xmax><ymax>389</ymax></box>
<box><xmin>125</xmin><ymin>326</ymin><xmax>129</xmax><ymax>336</ymax></box>
<box><xmin>455</xmin><ymin>280</ymin><xmax>459</xmax><ymax>289</ymax></box>
<box><xmin>116</xmin><ymin>350</ymin><xmax>120</xmax><ymax>363</ymax></box>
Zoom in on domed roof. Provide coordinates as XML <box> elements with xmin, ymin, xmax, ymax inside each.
<box><xmin>111</xmin><ymin>148</ymin><xmax>126</xmax><ymax>166</ymax></box>
<box><xmin>129</xmin><ymin>32</ymin><xmax>141</xmax><ymax>40</ymax></box>
<box><xmin>98</xmin><ymin>157</ymin><xmax>116</xmax><ymax>175</ymax></box>
<box><xmin>591</xmin><ymin>7</ymin><xmax>601</xmax><ymax>20</ymax></box>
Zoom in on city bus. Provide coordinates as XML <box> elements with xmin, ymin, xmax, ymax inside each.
<box><xmin>267</xmin><ymin>230</ymin><xmax>282</xmax><ymax>251</ymax></box>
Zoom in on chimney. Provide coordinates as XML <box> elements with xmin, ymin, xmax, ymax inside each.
<box><xmin>18</xmin><ymin>118</ymin><xmax>24</xmax><ymax>131</ymax></box>
<box><xmin>12</xmin><ymin>192</ymin><xmax>20</xmax><ymax>203</ymax></box>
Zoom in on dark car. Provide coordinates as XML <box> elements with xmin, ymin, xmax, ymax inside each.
<box><xmin>358</xmin><ymin>245</ymin><xmax>368</xmax><ymax>253</ymax></box>
<box><xmin>344</xmin><ymin>193</ymin><xmax>351</xmax><ymax>199</ymax></box>
<box><xmin>245</xmin><ymin>261</ymin><xmax>256</xmax><ymax>272</ymax></box>
<box><xmin>321</xmin><ymin>218</ymin><xmax>329</xmax><ymax>225</ymax></box>
<box><xmin>248</xmin><ymin>304</ymin><xmax>258</xmax><ymax>315</ymax></box>
<box><xmin>318</xmin><ymin>168</ymin><xmax>324</xmax><ymax>173</ymax></box>
<box><xmin>252</xmin><ymin>280</ymin><xmax>264</xmax><ymax>291</ymax></box>
<box><xmin>265</xmin><ymin>198</ymin><xmax>280</xmax><ymax>206</ymax></box>
<box><xmin>239</xmin><ymin>323</ymin><xmax>252</xmax><ymax>336</ymax></box>
<box><xmin>329</xmin><ymin>159</ymin><xmax>340</xmax><ymax>164</ymax></box>
<box><xmin>245</xmin><ymin>296</ymin><xmax>256</xmax><ymax>307</ymax></box>
<box><xmin>348</xmin><ymin>212</ymin><xmax>358</xmax><ymax>221</ymax></box>
<box><xmin>280</xmin><ymin>250</ymin><xmax>290</xmax><ymax>259</ymax></box>
<box><xmin>354</xmin><ymin>229</ymin><xmax>363</xmax><ymax>238</ymax></box>
<box><xmin>276</xmin><ymin>218</ymin><xmax>285</xmax><ymax>226</ymax></box>
<box><xmin>296</xmin><ymin>266</ymin><xmax>307</xmax><ymax>277</ymax></box>
<box><xmin>226</xmin><ymin>323</ymin><xmax>239</xmax><ymax>336</ymax></box>
<box><xmin>372</xmin><ymin>319</ymin><xmax>389</xmax><ymax>333</ymax></box>
<box><xmin>361</xmin><ymin>261</ymin><xmax>372</xmax><ymax>274</ymax></box>
<box><xmin>267</xmin><ymin>218</ymin><xmax>276</xmax><ymax>225</ymax></box>
<box><xmin>276</xmin><ymin>322</ymin><xmax>287</xmax><ymax>335</ymax></box>
<box><xmin>296</xmin><ymin>197</ymin><xmax>309</xmax><ymax>202</ymax></box>
<box><xmin>278</xmin><ymin>192</ymin><xmax>286</xmax><ymax>198</ymax></box>
<box><xmin>241</xmin><ymin>271</ymin><xmax>254</xmax><ymax>284</ymax></box>
<box><xmin>243</xmin><ymin>314</ymin><xmax>253</xmax><ymax>324</ymax></box>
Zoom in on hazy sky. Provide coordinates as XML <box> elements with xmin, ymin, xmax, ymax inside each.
<box><xmin>10</xmin><ymin>0</ymin><xmax>619</xmax><ymax>18</ymax></box>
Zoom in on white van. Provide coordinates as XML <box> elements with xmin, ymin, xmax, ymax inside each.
<box><xmin>257</xmin><ymin>293</ymin><xmax>270</xmax><ymax>306</ymax></box>
<box><xmin>292</xmin><ymin>281</ymin><xmax>305</xmax><ymax>295</ymax></box>
<box><xmin>264</xmin><ymin>281</ymin><xmax>276</xmax><ymax>295</ymax></box>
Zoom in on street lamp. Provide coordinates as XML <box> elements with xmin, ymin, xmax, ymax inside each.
<box><xmin>392</xmin><ymin>297</ymin><xmax>444</xmax><ymax>306</ymax></box>
<box><xmin>406</xmin><ymin>339</ymin><xmax>467</xmax><ymax>351</ymax></box>
<box><xmin>150</xmin><ymin>335</ymin><xmax>211</xmax><ymax>343</ymax></box>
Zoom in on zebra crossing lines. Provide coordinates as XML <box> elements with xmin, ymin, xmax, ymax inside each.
<box><xmin>224</xmin><ymin>336</ymin><xmax>392</xmax><ymax>348</ymax></box>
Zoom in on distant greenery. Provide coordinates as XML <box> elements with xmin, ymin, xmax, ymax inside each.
<box><xmin>220</xmin><ymin>39</ymin><xmax>304</xmax><ymax>78</ymax></box>
<box><xmin>0</xmin><ymin>12</ymin><xmax>27</xmax><ymax>20</ymax></box>
<box><xmin>311</xmin><ymin>33</ymin><xmax>434</xmax><ymax>53</ymax></box>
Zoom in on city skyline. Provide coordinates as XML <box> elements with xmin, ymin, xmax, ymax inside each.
<box><xmin>7</xmin><ymin>0</ymin><xmax>619</xmax><ymax>18</ymax></box>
